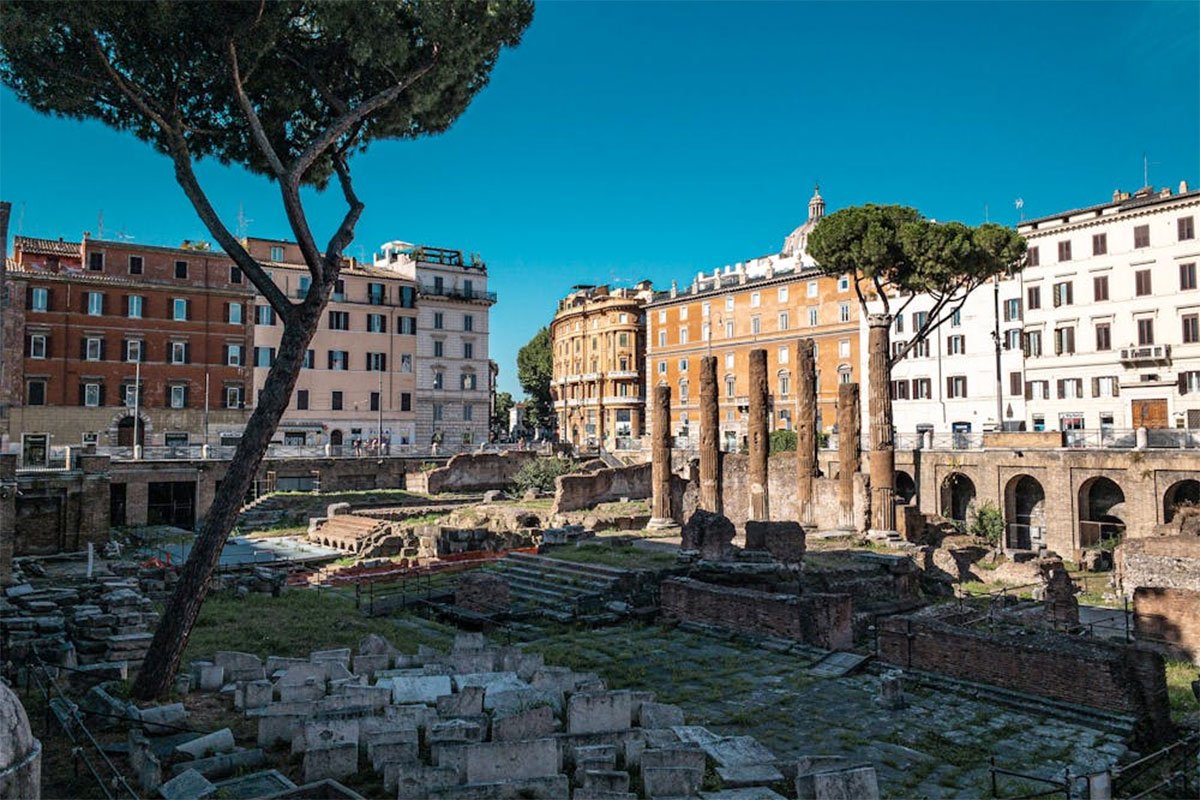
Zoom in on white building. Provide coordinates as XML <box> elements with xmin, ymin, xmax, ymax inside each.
<box><xmin>1017</xmin><ymin>182</ymin><xmax>1200</xmax><ymax>433</ymax></box>
<box><xmin>375</xmin><ymin>242</ymin><xmax>493</xmax><ymax>450</ymax></box>
<box><xmin>872</xmin><ymin>278</ymin><xmax>1027</xmax><ymax>435</ymax></box>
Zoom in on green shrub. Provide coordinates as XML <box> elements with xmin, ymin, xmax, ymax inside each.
<box><xmin>969</xmin><ymin>500</ymin><xmax>1004</xmax><ymax>547</ymax></box>
<box><xmin>769</xmin><ymin>430</ymin><xmax>797</xmax><ymax>454</ymax></box>
<box><xmin>512</xmin><ymin>457</ymin><xmax>579</xmax><ymax>494</ymax></box>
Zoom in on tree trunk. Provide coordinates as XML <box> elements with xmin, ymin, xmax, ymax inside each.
<box><xmin>698</xmin><ymin>355</ymin><xmax>720</xmax><ymax>514</ymax></box>
<box><xmin>648</xmin><ymin>383</ymin><xmax>673</xmax><ymax>528</ymax></box>
<box><xmin>132</xmin><ymin>298</ymin><xmax>326</xmax><ymax>700</ymax></box>
<box><xmin>795</xmin><ymin>338</ymin><xmax>817</xmax><ymax>525</ymax></box>
<box><xmin>867</xmin><ymin>313</ymin><xmax>895</xmax><ymax>533</ymax></box>
<box><xmin>747</xmin><ymin>348</ymin><xmax>769</xmax><ymax>522</ymax></box>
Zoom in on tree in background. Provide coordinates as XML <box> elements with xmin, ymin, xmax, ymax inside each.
<box><xmin>0</xmin><ymin>0</ymin><xmax>532</xmax><ymax>698</ymax></box>
<box><xmin>491</xmin><ymin>390</ymin><xmax>515</xmax><ymax>438</ymax></box>
<box><xmin>807</xmin><ymin>205</ymin><xmax>1025</xmax><ymax>534</ymax></box>
<box><xmin>517</xmin><ymin>326</ymin><xmax>554</xmax><ymax>434</ymax></box>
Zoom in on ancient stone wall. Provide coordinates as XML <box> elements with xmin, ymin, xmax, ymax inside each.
<box><xmin>1133</xmin><ymin>587</ymin><xmax>1200</xmax><ymax>665</ymax></box>
<box><xmin>14</xmin><ymin>455</ymin><xmax>110</xmax><ymax>556</ymax></box>
<box><xmin>410</xmin><ymin>451</ymin><xmax>539</xmax><ymax>494</ymax></box>
<box><xmin>551</xmin><ymin>462</ymin><xmax>651</xmax><ymax>514</ymax></box>
<box><xmin>660</xmin><ymin>577</ymin><xmax>853</xmax><ymax>650</ymax></box>
<box><xmin>716</xmin><ymin>452</ymin><xmax>867</xmax><ymax>532</ymax></box>
<box><xmin>877</xmin><ymin>612</ymin><xmax>1172</xmax><ymax>746</ymax></box>
<box><xmin>1114</xmin><ymin>535</ymin><xmax>1200</xmax><ymax>596</ymax></box>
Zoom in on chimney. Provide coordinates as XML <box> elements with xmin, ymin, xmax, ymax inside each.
<box><xmin>1182</xmin><ymin>180</ymin><xmax>1190</xmax><ymax>194</ymax></box>
<box><xmin>670</xmin><ymin>280</ymin><xmax>678</xmax><ymax>298</ymax></box>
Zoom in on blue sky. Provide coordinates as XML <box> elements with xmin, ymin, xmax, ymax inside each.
<box><xmin>2</xmin><ymin>1</ymin><xmax>1197</xmax><ymax>396</ymax></box>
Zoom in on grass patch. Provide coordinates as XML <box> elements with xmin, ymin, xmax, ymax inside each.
<box><xmin>182</xmin><ymin>588</ymin><xmax>446</xmax><ymax>663</ymax></box>
<box><xmin>1166</xmin><ymin>660</ymin><xmax>1200</xmax><ymax>720</ymax></box>
<box><xmin>542</xmin><ymin>543</ymin><xmax>678</xmax><ymax>570</ymax></box>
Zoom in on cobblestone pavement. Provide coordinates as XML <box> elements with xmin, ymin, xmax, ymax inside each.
<box><xmin>522</xmin><ymin>623</ymin><xmax>1131</xmax><ymax>799</ymax></box>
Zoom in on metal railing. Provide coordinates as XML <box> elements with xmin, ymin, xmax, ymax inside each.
<box><xmin>418</xmin><ymin>283</ymin><xmax>496</xmax><ymax>302</ymax></box>
<box><xmin>1111</xmin><ymin>731</ymin><xmax>1199</xmax><ymax>799</ymax></box>
<box><xmin>988</xmin><ymin>756</ymin><xmax>1071</xmax><ymax>799</ymax></box>
<box><xmin>1078</xmin><ymin>520</ymin><xmax>1125</xmax><ymax>551</ymax></box>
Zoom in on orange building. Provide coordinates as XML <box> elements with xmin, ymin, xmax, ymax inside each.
<box><xmin>645</xmin><ymin>188</ymin><xmax>859</xmax><ymax>448</ymax></box>
<box><xmin>550</xmin><ymin>283</ymin><xmax>654</xmax><ymax>449</ymax></box>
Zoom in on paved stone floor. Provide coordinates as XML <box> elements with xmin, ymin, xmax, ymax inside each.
<box><xmin>521</xmin><ymin>623</ymin><xmax>1131</xmax><ymax>799</ymax></box>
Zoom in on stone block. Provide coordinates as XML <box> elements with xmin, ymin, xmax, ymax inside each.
<box><xmin>129</xmin><ymin>730</ymin><xmax>162</xmax><ymax>792</ymax></box>
<box><xmin>175</xmin><ymin>728</ymin><xmax>234</xmax><ymax>760</ymax></box>
<box><xmin>718</xmin><ymin>763</ymin><xmax>785</xmax><ymax>788</ymax></box>
<box><xmin>213</xmin><ymin>651</ymin><xmax>265</xmax><ymax>682</ymax></box>
<box><xmin>568</xmin><ymin>690</ymin><xmax>633</xmax><ymax>734</ymax></box>
<box><xmin>357</xmin><ymin>633</ymin><xmax>397</xmax><ymax>657</ymax></box>
<box><xmin>795</xmin><ymin>766</ymin><xmax>880</xmax><ymax>800</ymax></box>
<box><xmin>279</xmin><ymin>678</ymin><xmax>325</xmax><ymax>704</ymax></box>
<box><xmin>437</xmin><ymin>685</ymin><xmax>486</xmax><ymax>718</ymax></box>
<box><xmin>491</xmin><ymin>704</ymin><xmax>556</xmax><ymax>742</ymax></box>
<box><xmin>681</xmin><ymin>509</ymin><xmax>736</xmax><ymax>561</ymax></box>
<box><xmin>639</xmin><ymin>702</ymin><xmax>685</xmax><ymax>729</ymax></box>
<box><xmin>168</xmin><ymin>749</ymin><xmax>267</xmax><ymax>780</ymax></box>
<box><xmin>430</xmin><ymin>719</ymin><xmax>485</xmax><ymax>745</ymax></box>
<box><xmin>453</xmin><ymin>632</ymin><xmax>487</xmax><ymax>651</ymax></box>
<box><xmin>248</xmin><ymin>702</ymin><xmax>314</xmax><ymax>748</ymax></box>
<box><xmin>309</xmin><ymin>648</ymin><xmax>352</xmax><ymax>667</ymax></box>
<box><xmin>292</xmin><ymin>719</ymin><xmax>360</xmax><ymax>755</ymax></box>
<box><xmin>428</xmin><ymin>775</ymin><xmax>571</xmax><ymax>799</ymax></box>
<box><xmin>265</xmin><ymin>656</ymin><xmax>307</xmax><ymax>675</ymax></box>
<box><xmin>452</xmin><ymin>671</ymin><xmax>527</xmax><ymax>695</ymax></box>
<box><xmin>642</xmin><ymin>746</ymin><xmax>706</xmax><ymax>773</ymax></box>
<box><xmin>242</xmin><ymin>680</ymin><xmax>273</xmax><ymax>710</ymax></box>
<box><xmin>138</xmin><ymin>703</ymin><xmax>188</xmax><ymax>735</ymax></box>
<box><xmin>350</xmin><ymin>653</ymin><xmax>389</xmax><ymax>678</ymax></box>
<box><xmin>302</xmin><ymin>742</ymin><xmax>358</xmax><ymax>784</ymax></box>
<box><xmin>392</xmin><ymin>765</ymin><xmax>458</xmax><ymax>798</ymax></box>
<box><xmin>159</xmin><ymin>768</ymin><xmax>216</xmax><ymax>800</ymax></box>
<box><xmin>530</xmin><ymin>666</ymin><xmax>599</xmax><ymax>694</ymax></box>
<box><xmin>382</xmin><ymin>703</ymin><xmax>437</xmax><ymax>732</ymax></box>
<box><xmin>743</xmin><ymin>520</ymin><xmax>806</xmax><ymax>563</ymax></box>
<box><xmin>700</xmin><ymin>789</ymin><xmax>788</xmax><ymax>800</ymax></box>
<box><xmin>389</xmin><ymin>674</ymin><xmax>452</xmax><ymax>704</ymax></box>
<box><xmin>463</xmin><ymin>738</ymin><xmax>561</xmax><ymax>784</ymax></box>
<box><xmin>197</xmin><ymin>664</ymin><xmax>225</xmax><ymax>692</ymax></box>
<box><xmin>367</xmin><ymin>740</ymin><xmax>419</xmax><ymax>770</ymax></box>
<box><xmin>450</xmin><ymin>650</ymin><xmax>499</xmax><ymax>674</ymax></box>
<box><xmin>584</xmin><ymin>770</ymin><xmax>630</xmax><ymax>794</ymax></box>
<box><xmin>643</xmin><ymin>766</ymin><xmax>702</xmax><ymax>798</ymax></box>
<box><xmin>327</xmin><ymin>685</ymin><xmax>391</xmax><ymax>710</ymax></box>
<box><xmin>209</xmin><ymin>769</ymin><xmax>294</xmax><ymax>798</ymax></box>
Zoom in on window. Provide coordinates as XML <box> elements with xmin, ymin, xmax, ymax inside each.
<box><xmin>778</xmin><ymin>286</ymin><xmax>788</xmax><ymax>302</ymax></box>
<box><xmin>839</xmin><ymin>369</ymin><xmax>852</xmax><ymax>385</ymax></box>
<box><xmin>1180</xmin><ymin>216</ymin><xmax>1196</xmax><ymax>241</ymax></box>
<box><xmin>123</xmin><ymin>383</ymin><xmax>140</xmax><ymax>408</ymax></box>
<box><xmin>83</xmin><ymin>383</ymin><xmax>101</xmax><ymax>407</ymax></box>
<box><xmin>229</xmin><ymin>266</ymin><xmax>242</xmax><ymax>284</ymax></box>
<box><xmin>87</xmin><ymin>292</ymin><xmax>104</xmax><ymax>316</ymax></box>
<box><xmin>679</xmin><ymin>357</ymin><xmax>689</xmax><ymax>372</ymax></box>
<box><xmin>370</xmin><ymin>392</ymin><xmax>380</xmax><ymax>412</ymax></box>
<box><xmin>1093</xmin><ymin>275</ymin><xmax>1109</xmax><ymax>301</ymax></box>
<box><xmin>1052</xmin><ymin>281</ymin><xmax>1073</xmax><ymax>307</ymax></box>
<box><xmin>892</xmin><ymin>341</ymin><xmax>907</xmax><ymax>359</ymax></box>
<box><xmin>226</xmin><ymin>344</ymin><xmax>242</xmax><ymax>366</ymax></box>
<box><xmin>838</xmin><ymin>275</ymin><xmax>850</xmax><ymax>291</ymax></box>
<box><xmin>1025</xmin><ymin>380</ymin><xmax>1049</xmax><ymax>400</ymax></box>
<box><xmin>126</xmin><ymin>339</ymin><xmax>143</xmax><ymax>363</ymax></box>
<box><xmin>657</xmin><ymin>361</ymin><xmax>666</xmax><ymax>375</ymax></box>
<box><xmin>463</xmin><ymin>314</ymin><xmax>474</xmax><ymax>332</ymax></box>
<box><xmin>367</xmin><ymin>313</ymin><xmax>387</xmax><ymax>333</ymax></box>
<box><xmin>366</xmin><ymin>352</ymin><xmax>387</xmax><ymax>371</ymax></box>
<box><xmin>328</xmin><ymin>350</ymin><xmax>349</xmax><ymax>370</ymax></box>
<box><xmin>398</xmin><ymin>316</ymin><xmax>416</xmax><ymax>335</ymax></box>
<box><xmin>950</xmin><ymin>309</ymin><xmax>962</xmax><ymax>328</ymax></box>
<box><xmin>461</xmin><ymin>372</ymin><xmax>477</xmax><ymax>390</ymax></box>
<box><xmin>725</xmin><ymin>296</ymin><xmax>734</xmax><ymax>311</ymax></box>
<box><xmin>839</xmin><ymin>303</ymin><xmax>850</xmax><ymax>323</ymax></box>
<box><xmin>1003</xmin><ymin>298</ymin><xmax>1021</xmax><ymax>322</ymax></box>
<box><xmin>124</xmin><ymin>295</ymin><xmax>142</xmax><ymax>319</ymax></box>
<box><xmin>462</xmin><ymin>403</ymin><xmax>473</xmax><ymax>421</ymax></box>
<box><xmin>1053</xmin><ymin>326</ymin><xmax>1075</xmax><ymax>355</ymax></box>
<box><xmin>295</xmin><ymin>390</ymin><xmax>309</xmax><ymax>410</ymax></box>
<box><xmin>1181</xmin><ymin>371</ymin><xmax>1200</xmax><ymax>395</ymax></box>
<box><xmin>750</xmin><ymin>317</ymin><xmax>761</xmax><ymax>335</ymax></box>
<box><xmin>88</xmin><ymin>251</ymin><xmax>104</xmax><ymax>271</ymax></box>
<box><xmin>1095</xmin><ymin>323</ymin><xmax>1111</xmax><ymax>351</ymax></box>
<box><xmin>1009</xmin><ymin>371</ymin><xmax>1022</xmax><ymax>396</ymax></box>
<box><xmin>680</xmin><ymin>305</ymin><xmax>690</xmax><ymax>320</ymax></box>
<box><xmin>433</xmin><ymin>370</ymin><xmax>445</xmax><ymax>389</ymax></box>
<box><xmin>297</xmin><ymin>275</ymin><xmax>310</xmax><ymax>297</ymax></box>
<box><xmin>228</xmin><ymin>302</ymin><xmax>243</xmax><ymax>324</ymax></box>
<box><xmin>947</xmin><ymin>335</ymin><xmax>965</xmax><ymax>355</ymax></box>
<box><xmin>29</xmin><ymin>334</ymin><xmax>47</xmax><ymax>359</ymax></box>
<box><xmin>174</xmin><ymin>260</ymin><xmax>188</xmax><ymax>279</ymax></box>
<box><xmin>129</xmin><ymin>255</ymin><xmax>143</xmax><ymax>274</ymax></box>
<box><xmin>1135</xmin><ymin>269</ymin><xmax>1152</xmax><ymax>296</ymax></box>
<box><xmin>433</xmin><ymin>340</ymin><xmax>444</xmax><ymax>358</ymax></box>
<box><xmin>725</xmin><ymin>376</ymin><xmax>736</xmax><ymax>398</ymax></box>
<box><xmin>777</xmin><ymin>374</ymin><xmax>789</xmax><ymax>396</ymax></box>
<box><xmin>750</xmin><ymin>292</ymin><xmax>761</xmax><ymax>308</ymax></box>
<box><xmin>303</xmin><ymin>349</ymin><xmax>315</xmax><ymax>369</ymax></box>
<box><xmin>618</xmin><ymin>332</ymin><xmax>629</xmax><ymax>347</ymax></box>
<box><xmin>725</xmin><ymin>353</ymin><xmax>734</xmax><ymax>369</ymax></box>
<box><xmin>1004</xmin><ymin>328</ymin><xmax>1022</xmax><ymax>350</ymax></box>
<box><xmin>778</xmin><ymin>346</ymin><xmax>789</xmax><ymax>364</ymax></box>
<box><xmin>679</xmin><ymin>380</ymin><xmax>689</xmax><ymax>402</ymax></box>
<box><xmin>1027</xmin><ymin>285</ymin><xmax>1041</xmax><ymax>310</ymax></box>
<box><xmin>85</xmin><ymin>337</ymin><xmax>103</xmax><ymax>361</ymax></box>
<box><xmin>169</xmin><ymin>385</ymin><xmax>187</xmax><ymax>409</ymax></box>
<box><xmin>778</xmin><ymin>312</ymin><xmax>789</xmax><ymax>331</ymax></box>
<box><xmin>1056</xmin><ymin>378</ymin><xmax>1083</xmax><ymax>399</ymax></box>
<box><xmin>807</xmin><ymin>281</ymin><xmax>818</xmax><ymax>298</ymax></box>
<box><xmin>1027</xmin><ymin>246</ymin><xmax>1039</xmax><ymax>267</ymax></box>
<box><xmin>808</xmin><ymin>308</ymin><xmax>818</xmax><ymax>327</ymax></box>
<box><xmin>1024</xmin><ymin>330</ymin><xmax>1043</xmax><ymax>357</ymax></box>
<box><xmin>678</xmin><ymin>327</ymin><xmax>689</xmax><ymax>344</ymax></box>
<box><xmin>331</xmin><ymin>391</ymin><xmax>343</xmax><ymax>411</ymax></box>
<box><xmin>891</xmin><ymin>380</ymin><xmax>909</xmax><ymax>400</ymax></box>
<box><xmin>27</xmin><ymin>380</ymin><xmax>46</xmax><ymax>405</ymax></box>
<box><xmin>839</xmin><ymin>339</ymin><xmax>851</xmax><ymax>358</ymax></box>
<box><xmin>270</xmin><ymin>245</ymin><xmax>284</xmax><ymax>261</ymax></box>
<box><xmin>1057</xmin><ymin>240</ymin><xmax>1071</xmax><ymax>261</ymax></box>
<box><xmin>433</xmin><ymin>311</ymin><xmax>444</xmax><ymax>330</ymax></box>
<box><xmin>946</xmin><ymin>376</ymin><xmax>967</xmax><ymax>398</ymax></box>
<box><xmin>432</xmin><ymin>403</ymin><xmax>443</xmax><ymax>421</ymax></box>
<box><xmin>1182</xmin><ymin>263</ymin><xmax>1198</xmax><ymax>291</ymax></box>
<box><xmin>1137</xmin><ymin>318</ymin><xmax>1155</xmax><ymax>345</ymax></box>
<box><xmin>1183</xmin><ymin>314</ymin><xmax>1199</xmax><ymax>344</ymax></box>
<box><xmin>658</xmin><ymin>331</ymin><xmax>667</xmax><ymax>347</ymax></box>
<box><xmin>256</xmin><ymin>305</ymin><xmax>275</xmax><ymax>326</ymax></box>
<box><xmin>254</xmin><ymin>347</ymin><xmax>276</xmax><ymax>367</ymax></box>
<box><xmin>1092</xmin><ymin>233</ymin><xmax>1107</xmax><ymax>255</ymax></box>
<box><xmin>913</xmin><ymin>311</ymin><xmax>928</xmax><ymax>330</ymax></box>
<box><xmin>31</xmin><ymin>287</ymin><xmax>48</xmax><ymax>311</ymax></box>
<box><xmin>912</xmin><ymin>339</ymin><xmax>930</xmax><ymax>358</ymax></box>
<box><xmin>1093</xmin><ymin>376</ymin><xmax>1119</xmax><ymax>398</ymax></box>
<box><xmin>400</xmin><ymin>354</ymin><xmax>413</xmax><ymax>373</ymax></box>
<box><xmin>913</xmin><ymin>378</ymin><xmax>932</xmax><ymax>399</ymax></box>
<box><xmin>895</xmin><ymin>315</ymin><xmax>905</xmax><ymax>333</ymax></box>
<box><xmin>400</xmin><ymin>392</ymin><xmax>412</xmax><ymax>411</ymax></box>
<box><xmin>725</xmin><ymin>320</ymin><xmax>734</xmax><ymax>338</ymax></box>
<box><xmin>328</xmin><ymin>311</ymin><xmax>349</xmax><ymax>330</ymax></box>
<box><xmin>173</xmin><ymin>298</ymin><xmax>189</xmax><ymax>321</ymax></box>
<box><xmin>170</xmin><ymin>341</ymin><xmax>189</xmax><ymax>364</ymax></box>
<box><xmin>1134</xmin><ymin>224</ymin><xmax>1150</xmax><ymax>249</ymax></box>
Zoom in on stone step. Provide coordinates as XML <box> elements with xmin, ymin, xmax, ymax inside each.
<box><xmin>498</xmin><ymin>574</ymin><xmax>605</xmax><ymax>607</ymax></box>
<box><xmin>506</xmin><ymin>552</ymin><xmax>632</xmax><ymax>581</ymax></box>
<box><xmin>492</xmin><ymin>562</ymin><xmax>617</xmax><ymax>592</ymax></box>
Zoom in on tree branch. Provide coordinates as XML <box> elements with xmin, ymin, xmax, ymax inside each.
<box><xmin>872</xmin><ymin>273</ymin><xmax>890</xmax><ymax>316</ymax></box>
<box><xmin>228</xmin><ymin>38</ymin><xmax>287</xmax><ymax>177</ymax></box>
<box><xmin>324</xmin><ymin>154</ymin><xmax>364</xmax><ymax>271</ymax></box>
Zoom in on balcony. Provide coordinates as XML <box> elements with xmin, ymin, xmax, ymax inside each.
<box><xmin>1119</xmin><ymin>344</ymin><xmax>1171</xmax><ymax>364</ymax></box>
<box><xmin>602</xmin><ymin>396</ymin><xmax>642</xmax><ymax>405</ymax></box>
<box><xmin>607</xmin><ymin>370</ymin><xmax>639</xmax><ymax>379</ymax></box>
<box><xmin>581</xmin><ymin>372</ymin><xmax>600</xmax><ymax>381</ymax></box>
<box><xmin>418</xmin><ymin>283</ymin><xmax>496</xmax><ymax>303</ymax></box>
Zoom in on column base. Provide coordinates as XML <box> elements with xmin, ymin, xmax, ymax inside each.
<box><xmin>645</xmin><ymin>517</ymin><xmax>678</xmax><ymax>532</ymax></box>
<box><xmin>866</xmin><ymin>529</ymin><xmax>902</xmax><ymax>543</ymax></box>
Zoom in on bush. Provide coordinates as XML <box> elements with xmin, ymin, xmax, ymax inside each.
<box><xmin>769</xmin><ymin>429</ymin><xmax>797</xmax><ymax>454</ymax></box>
<box><xmin>969</xmin><ymin>500</ymin><xmax>1004</xmax><ymax>547</ymax></box>
<box><xmin>512</xmin><ymin>457</ymin><xmax>578</xmax><ymax>494</ymax></box>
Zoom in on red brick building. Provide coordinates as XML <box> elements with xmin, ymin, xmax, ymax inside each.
<box><xmin>5</xmin><ymin>235</ymin><xmax>255</xmax><ymax>462</ymax></box>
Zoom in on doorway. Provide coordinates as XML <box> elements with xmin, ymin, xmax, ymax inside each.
<box><xmin>117</xmin><ymin>416</ymin><xmax>145</xmax><ymax>447</ymax></box>
<box><xmin>1131</xmin><ymin>399</ymin><xmax>1168</xmax><ymax>429</ymax></box>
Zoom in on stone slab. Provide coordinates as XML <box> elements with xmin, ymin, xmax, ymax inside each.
<box><xmin>463</xmin><ymin>738</ymin><xmax>561</xmax><ymax>784</ymax></box>
<box><xmin>491</xmin><ymin>704</ymin><xmax>556</xmax><ymax>742</ymax></box>
<box><xmin>168</xmin><ymin>749</ymin><xmax>267</xmax><ymax>780</ymax></box>
<box><xmin>211</xmin><ymin>769</ymin><xmax>296</xmax><ymax>800</ymax></box>
<box><xmin>643</xmin><ymin>766</ymin><xmax>702</xmax><ymax>798</ymax></box>
<box><xmin>175</xmin><ymin>729</ymin><xmax>234</xmax><ymax>760</ymax></box>
<box><xmin>428</xmin><ymin>775</ymin><xmax>571</xmax><ymax>800</ymax></box>
<box><xmin>639</xmin><ymin>702</ymin><xmax>685</xmax><ymax>729</ymax></box>
<box><xmin>701</xmin><ymin>789</ymin><xmax>789</xmax><ymax>800</ymax></box>
<box><xmin>718</xmin><ymin>763</ymin><xmax>785</xmax><ymax>788</ymax></box>
<box><xmin>159</xmin><ymin>768</ymin><xmax>216</xmax><ymax>800</ymax></box>
<box><xmin>388</xmin><ymin>674</ymin><xmax>452</xmax><ymax>704</ymax></box>
<box><xmin>568</xmin><ymin>691</ymin><xmax>633</xmax><ymax>734</ymax></box>
<box><xmin>795</xmin><ymin>766</ymin><xmax>880</xmax><ymax>800</ymax></box>
<box><xmin>302</xmin><ymin>741</ymin><xmax>358</xmax><ymax>784</ymax></box>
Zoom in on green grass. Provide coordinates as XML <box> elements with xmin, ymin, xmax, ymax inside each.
<box><xmin>1166</xmin><ymin>660</ymin><xmax>1200</xmax><ymax>720</ymax></box>
<box><xmin>182</xmin><ymin>588</ymin><xmax>448</xmax><ymax>663</ymax></box>
<box><xmin>542</xmin><ymin>543</ymin><xmax>679</xmax><ymax>570</ymax></box>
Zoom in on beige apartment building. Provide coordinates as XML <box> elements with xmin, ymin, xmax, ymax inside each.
<box><xmin>246</xmin><ymin>238</ymin><xmax>418</xmax><ymax>450</ymax></box>
<box><xmin>549</xmin><ymin>282</ymin><xmax>654</xmax><ymax>449</ymax></box>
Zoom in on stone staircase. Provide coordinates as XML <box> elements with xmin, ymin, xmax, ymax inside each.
<box><xmin>308</xmin><ymin>514</ymin><xmax>392</xmax><ymax>555</ymax></box>
<box><xmin>487</xmin><ymin>552</ymin><xmax>636</xmax><ymax>622</ymax></box>
<box><xmin>235</xmin><ymin>493</ymin><xmax>290</xmax><ymax>532</ymax></box>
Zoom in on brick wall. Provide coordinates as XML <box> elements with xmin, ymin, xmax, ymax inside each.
<box><xmin>410</xmin><ymin>451</ymin><xmax>539</xmax><ymax>494</ymax></box>
<box><xmin>878</xmin><ymin>613</ymin><xmax>1173</xmax><ymax>746</ymax></box>
<box><xmin>13</xmin><ymin>455</ymin><xmax>111</xmax><ymax>555</ymax></box>
<box><xmin>1114</xmin><ymin>535</ymin><xmax>1200</xmax><ymax>596</ymax></box>
<box><xmin>717</xmin><ymin>452</ymin><xmax>867</xmax><ymax>532</ymax></box>
<box><xmin>1133</xmin><ymin>586</ymin><xmax>1200</xmax><ymax>665</ymax></box>
<box><xmin>660</xmin><ymin>577</ymin><xmax>853</xmax><ymax>650</ymax></box>
<box><xmin>552</xmin><ymin>462</ymin><xmax>651</xmax><ymax>514</ymax></box>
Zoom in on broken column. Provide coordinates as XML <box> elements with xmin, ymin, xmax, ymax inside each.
<box><xmin>837</xmin><ymin>382</ymin><xmax>861</xmax><ymax>529</ymax></box>
<box><xmin>748</xmin><ymin>348</ymin><xmax>769</xmax><ymax>522</ymax></box>
<box><xmin>795</xmin><ymin>338</ymin><xmax>818</xmax><ymax>526</ymax></box>
<box><xmin>0</xmin><ymin>682</ymin><xmax>41</xmax><ymax>799</ymax></box>
<box><xmin>867</xmin><ymin>313</ymin><xmax>896</xmax><ymax>535</ymax></box>
<box><xmin>699</xmin><ymin>355</ymin><xmax>721</xmax><ymax>514</ymax></box>
<box><xmin>648</xmin><ymin>383</ymin><xmax>674</xmax><ymax>529</ymax></box>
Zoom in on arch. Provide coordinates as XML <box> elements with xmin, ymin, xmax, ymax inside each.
<box><xmin>895</xmin><ymin>471</ymin><xmax>917</xmax><ymax>506</ymax></box>
<box><xmin>940</xmin><ymin>472</ymin><xmax>976</xmax><ymax>526</ymax></box>
<box><xmin>1078</xmin><ymin>476</ymin><xmax>1126</xmax><ymax>549</ymax></box>
<box><xmin>1164</xmin><ymin>479</ymin><xmax>1200</xmax><ymax>524</ymax></box>
<box><xmin>116</xmin><ymin>415</ymin><xmax>145</xmax><ymax>447</ymax></box>
<box><xmin>329</xmin><ymin>429</ymin><xmax>344</xmax><ymax>447</ymax></box>
<box><xmin>1004</xmin><ymin>474</ymin><xmax>1046</xmax><ymax>550</ymax></box>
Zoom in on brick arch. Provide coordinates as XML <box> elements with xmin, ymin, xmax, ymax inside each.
<box><xmin>895</xmin><ymin>470</ymin><xmax>917</xmax><ymax>505</ymax></box>
<box><xmin>1004</xmin><ymin>474</ymin><xmax>1046</xmax><ymax>550</ymax></box>
<box><xmin>108</xmin><ymin>409</ymin><xmax>151</xmax><ymax>446</ymax></box>
<box><xmin>940</xmin><ymin>471</ymin><xmax>977</xmax><ymax>525</ymax></box>
<box><xmin>1163</xmin><ymin>479</ymin><xmax>1200</xmax><ymax>524</ymax></box>
<box><xmin>1077</xmin><ymin>475</ymin><xmax>1126</xmax><ymax>549</ymax></box>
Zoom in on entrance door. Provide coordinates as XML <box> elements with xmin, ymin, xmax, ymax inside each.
<box><xmin>1131</xmin><ymin>399</ymin><xmax>1168</xmax><ymax>429</ymax></box>
<box><xmin>21</xmin><ymin>434</ymin><xmax>49</xmax><ymax>468</ymax></box>
<box><xmin>117</xmin><ymin>416</ymin><xmax>145</xmax><ymax>447</ymax></box>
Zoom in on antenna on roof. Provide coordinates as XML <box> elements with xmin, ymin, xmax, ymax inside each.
<box><xmin>1014</xmin><ymin>198</ymin><xmax>1024</xmax><ymax>222</ymax></box>
<box><xmin>236</xmin><ymin>203</ymin><xmax>252</xmax><ymax>238</ymax></box>
<box><xmin>115</xmin><ymin>229</ymin><xmax>135</xmax><ymax>241</ymax></box>
<box><xmin>97</xmin><ymin>209</ymin><xmax>104</xmax><ymax>239</ymax></box>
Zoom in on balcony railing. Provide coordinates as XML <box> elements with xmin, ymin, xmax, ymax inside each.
<box><xmin>1119</xmin><ymin>344</ymin><xmax>1171</xmax><ymax>363</ymax></box>
<box><xmin>418</xmin><ymin>284</ymin><xmax>496</xmax><ymax>302</ymax></box>
<box><xmin>607</xmin><ymin>370</ymin><xmax>639</xmax><ymax>379</ymax></box>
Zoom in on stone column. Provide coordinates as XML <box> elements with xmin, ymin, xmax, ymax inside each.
<box><xmin>78</xmin><ymin>455</ymin><xmax>111</xmax><ymax>551</ymax></box>
<box><xmin>748</xmin><ymin>348</ymin><xmax>769</xmax><ymax>521</ymax></box>
<box><xmin>699</xmin><ymin>355</ymin><xmax>721</xmax><ymax>514</ymax></box>
<box><xmin>0</xmin><ymin>454</ymin><xmax>16</xmax><ymax>585</ymax></box>
<box><xmin>648</xmin><ymin>383</ymin><xmax>674</xmax><ymax>529</ymax></box>
<box><xmin>867</xmin><ymin>314</ymin><xmax>896</xmax><ymax>534</ymax></box>
<box><xmin>795</xmin><ymin>338</ymin><xmax>818</xmax><ymax>526</ymax></box>
<box><xmin>838</xmin><ymin>383</ymin><xmax>861</xmax><ymax>529</ymax></box>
